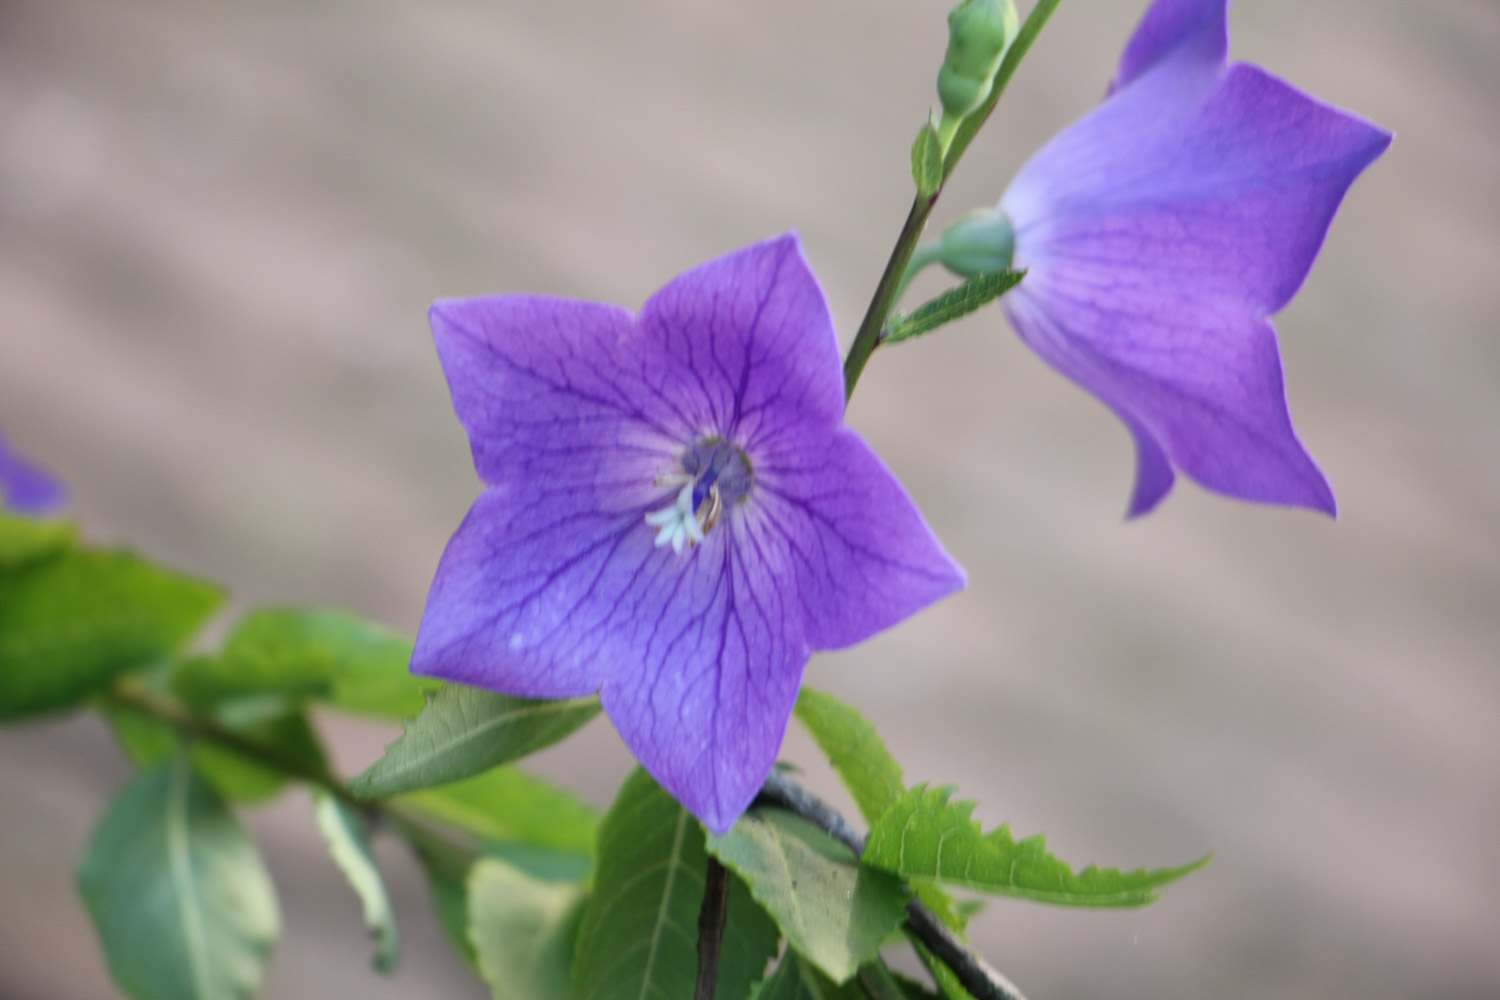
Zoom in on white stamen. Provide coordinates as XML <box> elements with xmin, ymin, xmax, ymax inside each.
<box><xmin>645</xmin><ymin>484</ymin><xmax>698</xmax><ymax>552</ymax></box>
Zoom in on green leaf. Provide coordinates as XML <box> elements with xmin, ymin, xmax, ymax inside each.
<box><xmin>864</xmin><ymin>785</ymin><xmax>1210</xmax><ymax>907</ymax></box>
<box><xmin>313</xmin><ymin>792</ymin><xmax>401</xmax><ymax>973</ymax></box>
<box><xmin>397</xmin><ymin>765</ymin><xmax>599</xmax><ymax>854</ymax></box>
<box><xmin>0</xmin><ymin>550</ymin><xmax>222</xmax><ymax>721</ymax></box>
<box><xmin>76</xmin><ymin>757</ymin><xmax>280</xmax><ymax>1000</ymax></box>
<box><xmin>884</xmin><ymin>270</ymin><xmax>1025</xmax><ymax>346</ymax></box>
<box><xmin>177</xmin><ymin>607</ymin><xmax>434</xmax><ymax>716</ymax></box>
<box><xmin>573</xmin><ymin>768</ymin><xmax>779</xmax><ymax>1000</ymax></box>
<box><xmin>707</xmin><ymin>807</ymin><xmax>909</xmax><ymax>983</ymax></box>
<box><xmin>102</xmin><ymin>694</ymin><xmax>329</xmax><ymax>804</ymax></box>
<box><xmin>469</xmin><ymin>858</ymin><xmax>585</xmax><ymax>1000</ymax></box>
<box><xmin>754</xmin><ymin>952</ymin><xmax>865</xmax><ymax>1000</ymax></box>
<box><xmin>792</xmin><ymin>690</ymin><xmax>969</xmax><ymax>947</ymax></box>
<box><xmin>910</xmin><ymin>123</ymin><xmax>943</xmax><ymax>197</ymax></box>
<box><xmin>890</xmin><ymin>971</ymin><xmax>944</xmax><ymax>1000</ymax></box>
<box><xmin>912</xmin><ymin>943</ymin><xmax>970</xmax><ymax>1000</ymax></box>
<box><xmin>348</xmin><ymin>685</ymin><xmax>600</xmax><ymax>798</ymax></box>
<box><xmin>0</xmin><ymin>512</ymin><xmax>74</xmax><ymax>571</ymax></box>
<box><xmin>402</xmin><ymin>824</ymin><xmax>479</xmax><ymax>971</ymax></box>
<box><xmin>910</xmin><ymin>878</ymin><xmax>973</xmax><ymax>935</ymax></box>
<box><xmin>793</xmin><ymin>687</ymin><xmax>905</xmax><ymax>826</ymax></box>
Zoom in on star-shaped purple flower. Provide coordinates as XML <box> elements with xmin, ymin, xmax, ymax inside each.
<box><xmin>413</xmin><ymin>234</ymin><xmax>964</xmax><ymax>832</ymax></box>
<box><xmin>0</xmin><ymin>427</ymin><xmax>65</xmax><ymax>516</ymax></box>
<box><xmin>998</xmin><ymin>0</ymin><xmax>1390</xmax><ymax>516</ymax></box>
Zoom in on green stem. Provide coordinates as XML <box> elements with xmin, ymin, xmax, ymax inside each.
<box><xmin>102</xmin><ymin>685</ymin><xmax>475</xmax><ymax>863</ymax></box>
<box><xmin>843</xmin><ymin>0</ymin><xmax>1064</xmax><ymax>401</ymax></box>
<box><xmin>843</xmin><ymin>193</ymin><xmax>940</xmax><ymax>401</ymax></box>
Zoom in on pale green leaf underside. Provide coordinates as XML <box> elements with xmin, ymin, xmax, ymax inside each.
<box><xmin>313</xmin><ymin>792</ymin><xmax>401</xmax><ymax>973</ymax></box>
<box><xmin>864</xmin><ymin>785</ymin><xmax>1209</xmax><ymax>907</ymax></box>
<box><xmin>469</xmin><ymin>858</ymin><xmax>584</xmax><ymax>1000</ymax></box>
<box><xmin>572</xmin><ymin>768</ymin><xmax>778</xmax><ymax>1000</ymax></box>
<box><xmin>707</xmin><ymin>808</ymin><xmax>908</xmax><ymax>984</ymax></box>
<box><xmin>397</xmin><ymin>765</ymin><xmax>599</xmax><ymax>855</ymax></box>
<box><xmin>77</xmin><ymin>757</ymin><xmax>280</xmax><ymax>1000</ymax></box>
<box><xmin>348</xmin><ymin>685</ymin><xmax>600</xmax><ymax>798</ymax></box>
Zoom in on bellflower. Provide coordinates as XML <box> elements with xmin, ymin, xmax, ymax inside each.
<box><xmin>413</xmin><ymin>234</ymin><xmax>964</xmax><ymax>832</ymax></box>
<box><xmin>996</xmin><ymin>0</ymin><xmax>1390</xmax><ymax>515</ymax></box>
<box><xmin>0</xmin><ymin>427</ymin><xmax>65</xmax><ymax>515</ymax></box>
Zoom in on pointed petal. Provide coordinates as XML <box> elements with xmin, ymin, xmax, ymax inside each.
<box><xmin>1001</xmin><ymin>49</ymin><xmax>1387</xmax><ymax>513</ymax></box>
<box><xmin>412</xmin><ymin>486</ymin><xmax>650</xmax><ymax>698</ymax></box>
<box><xmin>639</xmin><ymin>233</ymin><xmax>845</xmax><ymax>449</ymax></box>
<box><xmin>1002</xmin><ymin>283</ymin><xmax>1335</xmax><ymax>514</ymax></box>
<box><xmin>599</xmin><ymin>521</ymin><xmax>809</xmax><ymax>835</ymax></box>
<box><xmin>1123</xmin><ymin>414</ymin><xmax>1177</xmax><ymax>517</ymax></box>
<box><xmin>1112</xmin><ymin>0</ymin><xmax>1227</xmax><ymax>93</ymax></box>
<box><xmin>749</xmin><ymin>429</ymin><xmax>966</xmax><ymax>650</ymax></box>
<box><xmin>429</xmin><ymin>296</ymin><xmax>692</xmax><ymax>485</ymax></box>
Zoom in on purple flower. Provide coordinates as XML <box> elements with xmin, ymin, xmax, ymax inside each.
<box><xmin>0</xmin><ymin>427</ymin><xmax>65</xmax><ymax>515</ymax></box>
<box><xmin>998</xmin><ymin>0</ymin><xmax>1390</xmax><ymax>516</ymax></box>
<box><xmin>413</xmin><ymin>234</ymin><xmax>963</xmax><ymax>832</ymax></box>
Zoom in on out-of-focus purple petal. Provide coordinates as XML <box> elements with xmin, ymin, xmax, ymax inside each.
<box><xmin>999</xmin><ymin>0</ymin><xmax>1389</xmax><ymax>515</ymax></box>
<box><xmin>0</xmin><ymin>430</ymin><xmax>66</xmax><ymax>515</ymax></box>
<box><xmin>416</xmin><ymin>234</ymin><xmax>963</xmax><ymax>831</ymax></box>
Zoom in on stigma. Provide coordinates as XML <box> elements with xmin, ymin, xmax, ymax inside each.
<box><xmin>643</xmin><ymin>437</ymin><xmax>750</xmax><ymax>554</ymax></box>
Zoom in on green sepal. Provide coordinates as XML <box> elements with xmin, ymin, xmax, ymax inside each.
<box><xmin>572</xmin><ymin>768</ymin><xmax>780</xmax><ymax>1000</ymax></box>
<box><xmin>865</xmin><ymin>784</ymin><xmax>1210</xmax><ymax>907</ymax></box>
<box><xmin>0</xmin><ymin>549</ymin><xmax>222</xmax><ymax>721</ymax></box>
<box><xmin>313</xmin><ymin>791</ymin><xmax>401</xmax><ymax>973</ymax></box>
<box><xmin>884</xmin><ymin>270</ymin><xmax>1024</xmax><ymax>346</ymax></box>
<box><xmin>76</xmin><ymin>756</ymin><xmax>280</xmax><ymax>1000</ymax></box>
<box><xmin>707</xmin><ymin>807</ymin><xmax>909</xmax><ymax>984</ymax></box>
<box><xmin>348</xmin><ymin>684</ymin><xmax>600</xmax><ymax>798</ymax></box>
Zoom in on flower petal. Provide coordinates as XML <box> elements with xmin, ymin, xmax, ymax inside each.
<box><xmin>639</xmin><ymin>233</ymin><xmax>845</xmax><ymax>451</ymax></box>
<box><xmin>600</xmin><ymin>522</ymin><xmax>808</xmax><ymax>835</ymax></box>
<box><xmin>1003</xmin><ymin>286</ymin><xmax>1334</xmax><ymax>514</ymax></box>
<box><xmin>749</xmin><ymin>429</ymin><xmax>966</xmax><ymax>650</ymax></box>
<box><xmin>430</xmin><ymin>295</ymin><xmax>690</xmax><ymax>487</ymax></box>
<box><xmin>1112</xmin><ymin>0</ymin><xmax>1227</xmax><ymax>93</ymax></box>
<box><xmin>0</xmin><ymin>430</ymin><xmax>65</xmax><ymax>515</ymax></box>
<box><xmin>1002</xmin><ymin>40</ymin><xmax>1389</xmax><ymax>513</ymax></box>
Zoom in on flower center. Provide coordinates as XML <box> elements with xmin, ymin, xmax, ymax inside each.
<box><xmin>643</xmin><ymin>437</ymin><xmax>752</xmax><ymax>553</ymax></box>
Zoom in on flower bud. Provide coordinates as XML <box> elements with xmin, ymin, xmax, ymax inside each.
<box><xmin>937</xmin><ymin>0</ymin><xmax>1019</xmax><ymax>122</ymax></box>
<box><xmin>935</xmin><ymin>208</ymin><xmax>1016</xmax><ymax>276</ymax></box>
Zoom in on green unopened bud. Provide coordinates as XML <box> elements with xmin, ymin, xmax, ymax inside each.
<box><xmin>935</xmin><ymin>208</ymin><xmax>1016</xmax><ymax>277</ymax></box>
<box><xmin>937</xmin><ymin>0</ymin><xmax>1019</xmax><ymax>123</ymax></box>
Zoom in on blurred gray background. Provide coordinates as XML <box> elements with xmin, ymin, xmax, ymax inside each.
<box><xmin>2</xmin><ymin>0</ymin><xmax>1496</xmax><ymax>998</ymax></box>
